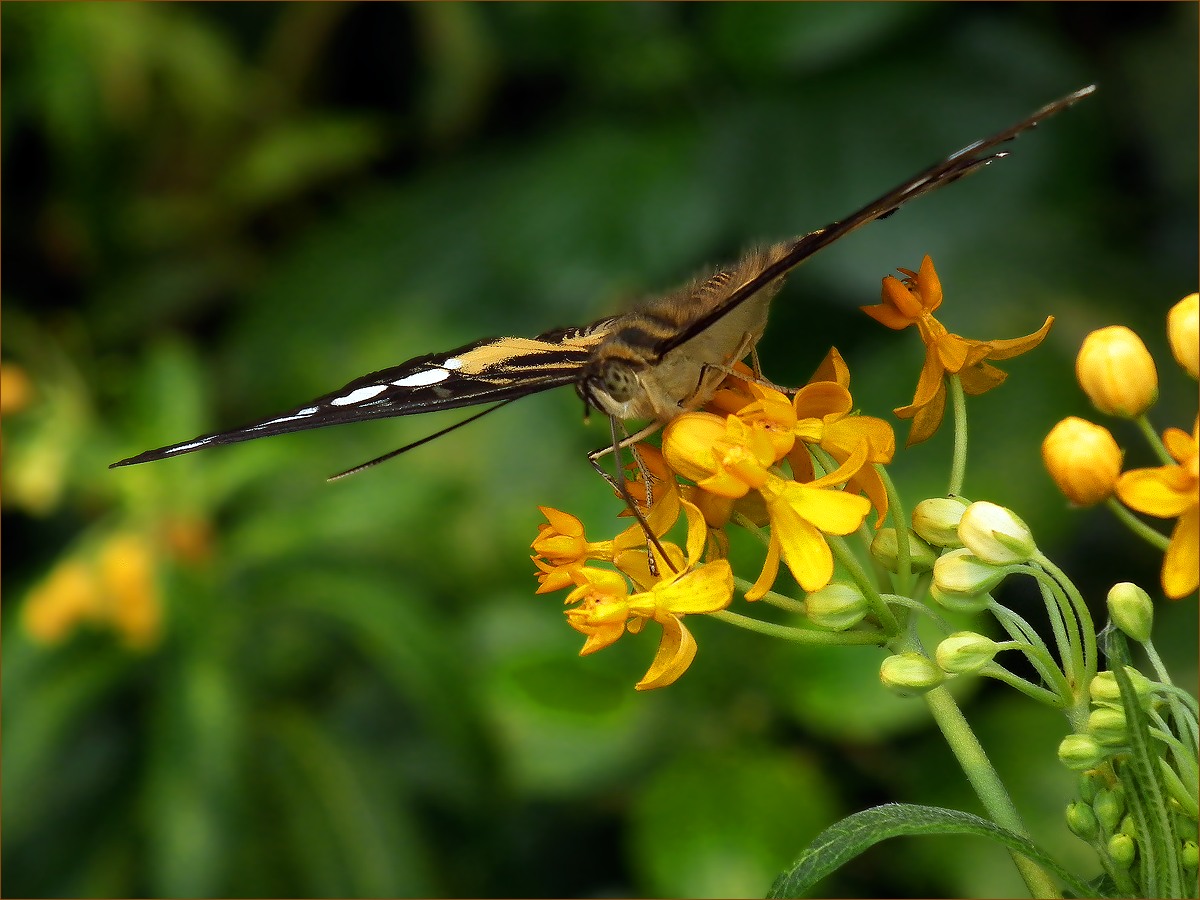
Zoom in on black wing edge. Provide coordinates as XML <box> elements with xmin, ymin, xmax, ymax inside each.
<box><xmin>651</xmin><ymin>84</ymin><xmax>1098</xmax><ymax>359</ymax></box>
<box><xmin>109</xmin><ymin>346</ymin><xmax>579</xmax><ymax>468</ymax></box>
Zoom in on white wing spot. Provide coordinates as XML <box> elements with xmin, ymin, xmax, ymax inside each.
<box><xmin>252</xmin><ymin>406</ymin><xmax>322</xmax><ymax>429</ymax></box>
<box><xmin>392</xmin><ymin>368</ymin><xmax>451</xmax><ymax>388</ymax></box>
<box><xmin>443</xmin><ymin>358</ymin><xmax>463</xmax><ymax>370</ymax></box>
<box><xmin>331</xmin><ymin>384</ymin><xmax>389</xmax><ymax>406</ymax></box>
<box><xmin>167</xmin><ymin>439</ymin><xmax>212</xmax><ymax>455</ymax></box>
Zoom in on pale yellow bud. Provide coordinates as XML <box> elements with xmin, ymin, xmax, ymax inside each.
<box><xmin>879</xmin><ymin>653</ymin><xmax>944</xmax><ymax>696</ymax></box>
<box><xmin>932</xmin><ymin>548</ymin><xmax>1007</xmax><ymax>599</ymax></box>
<box><xmin>1076</xmin><ymin>325</ymin><xmax>1158</xmax><ymax>417</ymax></box>
<box><xmin>957</xmin><ymin>501</ymin><xmax>1036</xmax><ymax>566</ymax></box>
<box><xmin>1168</xmin><ymin>292</ymin><xmax>1199</xmax><ymax>379</ymax></box>
<box><xmin>935</xmin><ymin>631</ymin><xmax>999</xmax><ymax>674</ymax></box>
<box><xmin>911</xmin><ymin>497</ymin><xmax>969</xmax><ymax>548</ymax></box>
<box><xmin>870</xmin><ymin>527</ymin><xmax>937</xmax><ymax>573</ymax></box>
<box><xmin>804</xmin><ymin>583</ymin><xmax>868</xmax><ymax>631</ymax></box>
<box><xmin>1042</xmin><ymin>417</ymin><xmax>1123</xmax><ymax>506</ymax></box>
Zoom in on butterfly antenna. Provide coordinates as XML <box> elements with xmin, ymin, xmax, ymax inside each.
<box><xmin>327</xmin><ymin>399</ymin><xmax>518</xmax><ymax>482</ymax></box>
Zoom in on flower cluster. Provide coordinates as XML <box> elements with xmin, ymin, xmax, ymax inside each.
<box><xmin>1042</xmin><ymin>293</ymin><xmax>1199</xmax><ymax>599</ymax></box>
<box><xmin>531</xmin><ymin>351</ymin><xmax>895</xmax><ymax>688</ymax></box>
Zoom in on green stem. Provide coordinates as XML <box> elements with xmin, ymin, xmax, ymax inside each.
<box><xmin>978</xmin><ymin>661</ymin><xmax>1067</xmax><ymax>708</ymax></box>
<box><xmin>1134</xmin><ymin>413</ymin><xmax>1174</xmax><ymax>465</ymax></box>
<box><xmin>922</xmin><ymin>685</ymin><xmax>1063</xmax><ymax>898</ymax></box>
<box><xmin>828</xmin><ymin>534</ymin><xmax>899</xmax><ymax>634</ymax></box>
<box><xmin>733</xmin><ymin>576</ymin><xmax>806</xmax><ymax>614</ymax></box>
<box><xmin>1035</xmin><ymin>554</ymin><xmax>1099</xmax><ymax>689</ymax></box>
<box><xmin>947</xmin><ymin>374</ymin><xmax>969</xmax><ymax>497</ymax></box>
<box><xmin>1105</xmin><ymin>497</ymin><xmax>1171</xmax><ymax>551</ymax></box>
<box><xmin>708</xmin><ymin>609</ymin><xmax>884</xmax><ymax>645</ymax></box>
<box><xmin>878</xmin><ymin>465</ymin><xmax>913</xmax><ymax>594</ymax></box>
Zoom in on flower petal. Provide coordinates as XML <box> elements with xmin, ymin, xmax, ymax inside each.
<box><xmin>768</xmin><ymin>497</ymin><xmax>835</xmax><ymax>592</ymax></box>
<box><xmin>1163</xmin><ymin>506</ymin><xmax>1200</xmax><ymax>599</ymax></box>
<box><xmin>984</xmin><ymin>316</ymin><xmax>1054</xmax><ymax>360</ymax></box>
<box><xmin>636</xmin><ymin>616</ymin><xmax>697</xmax><ymax>690</ymax></box>
<box><xmin>1117</xmin><ymin>467</ymin><xmax>1195</xmax><ymax>518</ymax></box>
<box><xmin>745</xmin><ymin>532</ymin><xmax>781</xmax><ymax>601</ymax></box>
<box><xmin>782</xmin><ymin>481</ymin><xmax>872</xmax><ymax>536</ymax></box>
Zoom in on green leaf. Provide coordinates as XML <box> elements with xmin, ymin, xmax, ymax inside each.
<box><xmin>1112</xmin><ymin>660</ymin><xmax>1185</xmax><ymax>896</ymax></box>
<box><xmin>767</xmin><ymin>803</ymin><xmax>1098</xmax><ymax>899</ymax></box>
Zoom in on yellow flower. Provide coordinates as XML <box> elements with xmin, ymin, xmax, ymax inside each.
<box><xmin>561</xmin><ymin>499</ymin><xmax>734</xmax><ymax>689</ymax></box>
<box><xmin>1076</xmin><ymin>325</ymin><xmax>1159</xmax><ymax>418</ymax></box>
<box><xmin>1116</xmin><ymin>420</ymin><xmax>1199</xmax><ymax>599</ymax></box>
<box><xmin>531</xmin><ymin>496</ymin><xmax>680</xmax><ymax>593</ymax></box>
<box><xmin>1042</xmin><ymin>417</ymin><xmax>1124</xmax><ymax>506</ymax></box>
<box><xmin>861</xmin><ymin>255</ymin><xmax>1053</xmax><ymax>445</ymax></box>
<box><xmin>663</xmin><ymin>412</ymin><xmax>871</xmax><ymax>597</ymax></box>
<box><xmin>1168</xmin><ymin>292</ymin><xmax>1199</xmax><ymax>379</ymax></box>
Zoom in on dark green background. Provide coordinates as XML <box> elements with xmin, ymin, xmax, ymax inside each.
<box><xmin>3</xmin><ymin>3</ymin><xmax>1197</xmax><ymax>897</ymax></box>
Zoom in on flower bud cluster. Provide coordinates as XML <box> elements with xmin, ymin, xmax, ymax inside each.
<box><xmin>921</xmin><ymin>500</ymin><xmax>1037</xmax><ymax>613</ymax></box>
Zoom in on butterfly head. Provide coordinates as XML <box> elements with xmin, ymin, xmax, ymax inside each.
<box><xmin>577</xmin><ymin>350</ymin><xmax>649</xmax><ymax>420</ymax></box>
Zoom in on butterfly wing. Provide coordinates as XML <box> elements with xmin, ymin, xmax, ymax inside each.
<box><xmin>110</xmin><ymin>319</ymin><xmax>616</xmax><ymax>467</ymax></box>
<box><xmin>649</xmin><ymin>84</ymin><xmax>1097</xmax><ymax>360</ymax></box>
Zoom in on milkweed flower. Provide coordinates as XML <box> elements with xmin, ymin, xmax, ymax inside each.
<box><xmin>532</xmin><ymin>492</ymin><xmax>679</xmax><ymax>593</ymax></box>
<box><xmin>662</xmin><ymin>411</ymin><xmax>871</xmax><ymax>598</ymax></box>
<box><xmin>1115</xmin><ymin>420</ymin><xmax>1199</xmax><ymax>599</ymax></box>
<box><xmin>1042</xmin><ymin>417</ymin><xmax>1124</xmax><ymax>506</ymax></box>
<box><xmin>861</xmin><ymin>255</ymin><xmax>1053</xmax><ymax>445</ymax></box>
<box><xmin>561</xmin><ymin>499</ymin><xmax>734</xmax><ymax>690</ymax></box>
<box><xmin>1167</xmin><ymin>292</ymin><xmax>1199</xmax><ymax>379</ymax></box>
<box><xmin>1076</xmin><ymin>325</ymin><xmax>1159</xmax><ymax>418</ymax></box>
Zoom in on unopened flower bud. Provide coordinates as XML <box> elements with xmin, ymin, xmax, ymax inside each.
<box><xmin>935</xmin><ymin>632</ymin><xmax>999</xmax><ymax>674</ymax></box>
<box><xmin>1088</xmin><ymin>707</ymin><xmax>1128</xmax><ymax>747</ymax></box>
<box><xmin>1089</xmin><ymin>667</ymin><xmax>1154</xmax><ymax>710</ymax></box>
<box><xmin>912</xmin><ymin>497</ymin><xmax>968</xmax><ymax>548</ymax></box>
<box><xmin>1076</xmin><ymin>325</ymin><xmax>1158</xmax><ymax>418</ymax></box>
<box><xmin>1058</xmin><ymin>733</ymin><xmax>1108</xmax><ymax>770</ymax></box>
<box><xmin>1168</xmin><ymin>293</ymin><xmax>1199</xmax><ymax>379</ymax></box>
<box><xmin>879</xmin><ymin>652</ymin><xmax>944</xmax><ymax>696</ymax></box>
<box><xmin>1042</xmin><ymin>417</ymin><xmax>1124</xmax><ymax>506</ymax></box>
<box><xmin>957</xmin><ymin>501</ymin><xmax>1036</xmax><ymax>565</ymax></box>
<box><xmin>929</xmin><ymin>584</ymin><xmax>992</xmax><ymax>614</ymax></box>
<box><xmin>805</xmin><ymin>583</ymin><xmax>868</xmax><ymax>631</ymax></box>
<box><xmin>1106</xmin><ymin>582</ymin><xmax>1154</xmax><ymax>643</ymax></box>
<box><xmin>1119</xmin><ymin>814</ymin><xmax>1137</xmax><ymax>839</ymax></box>
<box><xmin>1182</xmin><ymin>839</ymin><xmax>1199</xmax><ymax>871</ymax></box>
<box><xmin>1108</xmin><ymin>832</ymin><xmax>1136</xmax><ymax>869</ymax></box>
<box><xmin>1077</xmin><ymin>770</ymin><xmax>1105</xmax><ymax>803</ymax></box>
<box><xmin>1093</xmin><ymin>787</ymin><xmax>1126</xmax><ymax>833</ymax></box>
<box><xmin>870</xmin><ymin>527</ymin><xmax>937</xmax><ymax>573</ymax></box>
<box><xmin>932</xmin><ymin>548</ymin><xmax>1007</xmax><ymax>599</ymax></box>
<box><xmin>1066</xmin><ymin>801</ymin><xmax>1099</xmax><ymax>840</ymax></box>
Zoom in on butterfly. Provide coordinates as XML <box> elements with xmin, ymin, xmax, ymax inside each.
<box><xmin>111</xmin><ymin>85</ymin><xmax>1095</xmax><ymax>481</ymax></box>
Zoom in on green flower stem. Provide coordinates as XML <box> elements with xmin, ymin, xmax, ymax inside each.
<box><xmin>979</xmin><ymin>661</ymin><xmax>1066</xmax><ymax>708</ymax></box>
<box><xmin>987</xmin><ymin>602</ymin><xmax>1072</xmax><ymax>705</ymax></box>
<box><xmin>708</xmin><ymin>609</ymin><xmax>884</xmax><ymax>645</ymax></box>
<box><xmin>1135</xmin><ymin>413</ymin><xmax>1175</xmax><ymax>465</ymax></box>
<box><xmin>1105</xmin><ymin>497</ymin><xmax>1171</xmax><ymax>551</ymax></box>
<box><xmin>1035</xmin><ymin>554</ymin><xmax>1098</xmax><ymax>685</ymax></box>
<box><xmin>881</xmin><ymin>593</ymin><xmax>954</xmax><ymax>631</ymax></box>
<box><xmin>1144</xmin><ymin>639</ymin><xmax>1178</xmax><ymax>688</ymax></box>
<box><xmin>828</xmin><ymin>533</ymin><xmax>899</xmax><ymax>635</ymax></box>
<box><xmin>732</xmin><ymin>577</ymin><xmax>806</xmax><ymax>614</ymax></box>
<box><xmin>921</xmin><ymin>682</ymin><xmax>1062</xmax><ymax>898</ymax></box>
<box><xmin>947</xmin><ymin>374</ymin><xmax>969</xmax><ymax>497</ymax></box>
<box><xmin>1153</xmin><ymin>753</ymin><xmax>1199</xmax><ymax>820</ymax></box>
<box><xmin>878</xmin><ymin>464</ymin><xmax>913</xmax><ymax>594</ymax></box>
<box><xmin>731</xmin><ymin>512</ymin><xmax>771</xmax><ymax>548</ymax></box>
<box><xmin>1014</xmin><ymin>567</ymin><xmax>1081</xmax><ymax>704</ymax></box>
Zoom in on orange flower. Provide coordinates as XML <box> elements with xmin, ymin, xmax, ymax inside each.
<box><xmin>531</xmin><ymin>496</ymin><xmax>680</xmax><ymax>593</ymax></box>
<box><xmin>561</xmin><ymin>499</ymin><xmax>734</xmax><ymax>689</ymax></box>
<box><xmin>1116</xmin><ymin>420</ymin><xmax>1199</xmax><ymax>599</ymax></box>
<box><xmin>861</xmin><ymin>255</ymin><xmax>1053</xmax><ymax>445</ymax></box>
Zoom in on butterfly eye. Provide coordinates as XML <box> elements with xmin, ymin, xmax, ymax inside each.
<box><xmin>599</xmin><ymin>360</ymin><xmax>641</xmax><ymax>404</ymax></box>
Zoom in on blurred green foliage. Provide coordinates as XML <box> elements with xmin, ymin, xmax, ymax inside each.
<box><xmin>3</xmin><ymin>4</ymin><xmax>1196</xmax><ymax>897</ymax></box>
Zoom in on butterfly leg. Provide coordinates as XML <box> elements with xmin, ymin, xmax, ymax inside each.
<box><xmin>587</xmin><ymin>418</ymin><xmax>678</xmax><ymax>576</ymax></box>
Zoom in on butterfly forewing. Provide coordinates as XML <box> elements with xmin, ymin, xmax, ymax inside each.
<box><xmin>111</xmin><ymin>85</ymin><xmax>1095</xmax><ymax>473</ymax></box>
<box><xmin>110</xmin><ymin>321</ymin><xmax>614</xmax><ymax>467</ymax></box>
